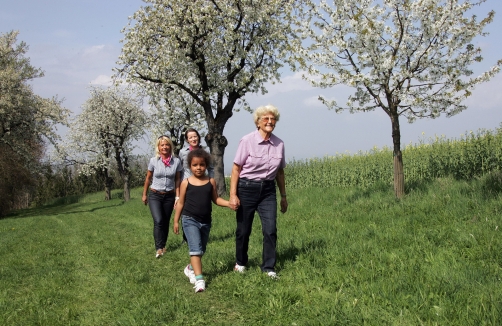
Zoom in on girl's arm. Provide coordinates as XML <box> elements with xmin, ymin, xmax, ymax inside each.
<box><xmin>210</xmin><ymin>178</ymin><xmax>230</xmax><ymax>207</ymax></box>
<box><xmin>173</xmin><ymin>179</ymin><xmax>188</xmax><ymax>235</ymax></box>
<box><xmin>174</xmin><ymin>170</ymin><xmax>181</xmax><ymax>207</ymax></box>
<box><xmin>142</xmin><ymin>170</ymin><xmax>153</xmax><ymax>205</ymax></box>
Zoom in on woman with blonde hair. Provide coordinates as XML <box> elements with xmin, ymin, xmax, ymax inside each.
<box><xmin>142</xmin><ymin>135</ymin><xmax>183</xmax><ymax>258</ymax></box>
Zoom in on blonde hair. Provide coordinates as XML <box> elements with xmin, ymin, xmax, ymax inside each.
<box><xmin>253</xmin><ymin>104</ymin><xmax>280</xmax><ymax>127</ymax></box>
<box><xmin>155</xmin><ymin>135</ymin><xmax>174</xmax><ymax>158</ymax></box>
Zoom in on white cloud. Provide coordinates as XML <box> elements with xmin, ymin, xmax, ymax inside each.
<box><xmin>52</xmin><ymin>29</ymin><xmax>73</xmax><ymax>39</ymax></box>
<box><xmin>253</xmin><ymin>71</ymin><xmax>313</xmax><ymax>97</ymax></box>
<box><xmin>82</xmin><ymin>45</ymin><xmax>106</xmax><ymax>57</ymax></box>
<box><xmin>90</xmin><ymin>74</ymin><xmax>113</xmax><ymax>86</ymax></box>
<box><xmin>465</xmin><ymin>74</ymin><xmax>502</xmax><ymax>110</ymax></box>
<box><xmin>303</xmin><ymin>95</ymin><xmax>326</xmax><ymax>108</ymax></box>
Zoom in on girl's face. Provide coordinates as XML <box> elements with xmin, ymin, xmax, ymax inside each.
<box><xmin>158</xmin><ymin>140</ymin><xmax>171</xmax><ymax>156</ymax></box>
<box><xmin>190</xmin><ymin>157</ymin><xmax>207</xmax><ymax>177</ymax></box>
<box><xmin>187</xmin><ymin>131</ymin><xmax>199</xmax><ymax>147</ymax></box>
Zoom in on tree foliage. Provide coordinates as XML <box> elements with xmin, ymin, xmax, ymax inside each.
<box><xmin>61</xmin><ymin>86</ymin><xmax>147</xmax><ymax>201</ymax></box>
<box><xmin>148</xmin><ymin>86</ymin><xmax>206</xmax><ymax>155</ymax></box>
<box><xmin>0</xmin><ymin>31</ymin><xmax>69</xmax><ymax>161</ymax></box>
<box><xmin>117</xmin><ymin>0</ymin><xmax>299</xmax><ymax>195</ymax></box>
<box><xmin>292</xmin><ymin>0</ymin><xmax>501</xmax><ymax>198</ymax></box>
<box><xmin>0</xmin><ymin>31</ymin><xmax>69</xmax><ymax>216</ymax></box>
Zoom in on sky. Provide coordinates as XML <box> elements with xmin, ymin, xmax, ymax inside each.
<box><xmin>2</xmin><ymin>0</ymin><xmax>502</xmax><ymax>174</ymax></box>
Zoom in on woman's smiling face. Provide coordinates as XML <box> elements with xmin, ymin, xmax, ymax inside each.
<box><xmin>186</xmin><ymin>131</ymin><xmax>199</xmax><ymax>147</ymax></box>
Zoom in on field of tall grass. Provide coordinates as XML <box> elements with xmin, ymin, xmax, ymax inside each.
<box><xmin>1</xmin><ymin>126</ymin><xmax>501</xmax><ymax>325</ymax></box>
<box><xmin>286</xmin><ymin>126</ymin><xmax>502</xmax><ymax>190</ymax></box>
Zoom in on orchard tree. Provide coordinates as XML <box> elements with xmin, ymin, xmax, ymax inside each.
<box><xmin>148</xmin><ymin>86</ymin><xmax>206</xmax><ymax>155</ymax></box>
<box><xmin>0</xmin><ymin>30</ymin><xmax>69</xmax><ymax>166</ymax></box>
<box><xmin>62</xmin><ymin>86</ymin><xmax>147</xmax><ymax>201</ymax></box>
<box><xmin>0</xmin><ymin>30</ymin><xmax>69</xmax><ymax>214</ymax></box>
<box><xmin>117</xmin><ymin>0</ymin><xmax>299</xmax><ymax>195</ymax></box>
<box><xmin>292</xmin><ymin>0</ymin><xmax>501</xmax><ymax>198</ymax></box>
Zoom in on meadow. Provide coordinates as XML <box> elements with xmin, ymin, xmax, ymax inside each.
<box><xmin>1</xmin><ymin>128</ymin><xmax>501</xmax><ymax>325</ymax></box>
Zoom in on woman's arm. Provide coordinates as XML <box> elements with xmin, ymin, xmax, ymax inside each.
<box><xmin>174</xmin><ymin>170</ymin><xmax>181</xmax><ymax>207</ymax></box>
<box><xmin>142</xmin><ymin>170</ymin><xmax>153</xmax><ymax>205</ymax></box>
<box><xmin>275</xmin><ymin>168</ymin><xmax>288</xmax><ymax>213</ymax></box>
<box><xmin>229</xmin><ymin>163</ymin><xmax>242</xmax><ymax>210</ymax></box>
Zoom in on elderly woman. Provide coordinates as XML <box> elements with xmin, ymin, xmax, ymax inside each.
<box><xmin>229</xmin><ymin>104</ymin><xmax>288</xmax><ymax>279</ymax></box>
<box><xmin>142</xmin><ymin>135</ymin><xmax>183</xmax><ymax>258</ymax></box>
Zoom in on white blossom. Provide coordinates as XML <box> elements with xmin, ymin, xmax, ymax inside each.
<box><xmin>60</xmin><ymin>86</ymin><xmax>147</xmax><ymax>201</ymax></box>
<box><xmin>291</xmin><ymin>0</ymin><xmax>501</xmax><ymax>197</ymax></box>
<box><xmin>116</xmin><ymin>0</ymin><xmax>299</xmax><ymax>194</ymax></box>
<box><xmin>0</xmin><ymin>30</ymin><xmax>70</xmax><ymax>165</ymax></box>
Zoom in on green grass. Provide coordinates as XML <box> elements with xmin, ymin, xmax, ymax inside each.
<box><xmin>1</xmin><ymin>177</ymin><xmax>501</xmax><ymax>325</ymax></box>
<box><xmin>286</xmin><ymin>127</ymin><xmax>502</xmax><ymax>190</ymax></box>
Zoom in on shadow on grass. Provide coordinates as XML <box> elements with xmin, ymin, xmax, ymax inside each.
<box><xmin>4</xmin><ymin>196</ymin><xmax>125</xmax><ymax>219</ymax></box>
<box><xmin>479</xmin><ymin>170</ymin><xmax>502</xmax><ymax>199</ymax></box>
<box><xmin>344</xmin><ymin>178</ymin><xmax>439</xmax><ymax>203</ymax></box>
<box><xmin>276</xmin><ymin>238</ymin><xmax>327</xmax><ymax>271</ymax></box>
<box><xmin>209</xmin><ymin>230</ymin><xmax>234</xmax><ymax>243</ymax></box>
<box><xmin>345</xmin><ymin>181</ymin><xmax>395</xmax><ymax>202</ymax></box>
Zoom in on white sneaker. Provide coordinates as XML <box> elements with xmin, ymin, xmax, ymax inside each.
<box><xmin>184</xmin><ymin>265</ymin><xmax>196</xmax><ymax>284</ymax></box>
<box><xmin>267</xmin><ymin>271</ymin><xmax>279</xmax><ymax>280</ymax></box>
<box><xmin>234</xmin><ymin>263</ymin><xmax>246</xmax><ymax>273</ymax></box>
<box><xmin>194</xmin><ymin>279</ymin><xmax>205</xmax><ymax>293</ymax></box>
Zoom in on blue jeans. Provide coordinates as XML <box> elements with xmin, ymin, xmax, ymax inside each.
<box><xmin>148</xmin><ymin>192</ymin><xmax>175</xmax><ymax>250</ymax></box>
<box><xmin>182</xmin><ymin>216</ymin><xmax>211</xmax><ymax>256</ymax></box>
<box><xmin>235</xmin><ymin>178</ymin><xmax>277</xmax><ymax>272</ymax></box>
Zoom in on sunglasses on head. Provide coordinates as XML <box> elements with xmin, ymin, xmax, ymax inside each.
<box><xmin>158</xmin><ymin>135</ymin><xmax>169</xmax><ymax>140</ymax></box>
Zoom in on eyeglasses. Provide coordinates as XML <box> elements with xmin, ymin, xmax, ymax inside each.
<box><xmin>158</xmin><ymin>135</ymin><xmax>169</xmax><ymax>139</ymax></box>
<box><xmin>260</xmin><ymin>117</ymin><xmax>277</xmax><ymax>122</ymax></box>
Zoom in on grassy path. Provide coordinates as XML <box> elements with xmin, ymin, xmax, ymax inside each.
<box><xmin>1</xmin><ymin>179</ymin><xmax>501</xmax><ymax>325</ymax></box>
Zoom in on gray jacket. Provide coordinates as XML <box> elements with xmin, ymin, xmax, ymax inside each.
<box><xmin>178</xmin><ymin>146</ymin><xmax>214</xmax><ymax>180</ymax></box>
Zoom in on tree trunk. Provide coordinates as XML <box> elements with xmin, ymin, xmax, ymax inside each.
<box><xmin>115</xmin><ymin>146</ymin><xmax>131</xmax><ymax>201</ymax></box>
<box><xmin>123</xmin><ymin>175</ymin><xmax>130</xmax><ymax>201</ymax></box>
<box><xmin>390</xmin><ymin>114</ymin><xmax>405</xmax><ymax>198</ymax></box>
<box><xmin>104</xmin><ymin>177</ymin><xmax>113</xmax><ymax>201</ymax></box>
<box><xmin>205</xmin><ymin>132</ymin><xmax>228</xmax><ymax>196</ymax></box>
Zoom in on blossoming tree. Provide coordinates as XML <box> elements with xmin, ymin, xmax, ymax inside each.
<box><xmin>0</xmin><ymin>30</ymin><xmax>69</xmax><ymax>164</ymax></box>
<box><xmin>62</xmin><ymin>86</ymin><xmax>147</xmax><ymax>201</ymax></box>
<box><xmin>148</xmin><ymin>86</ymin><xmax>206</xmax><ymax>155</ymax></box>
<box><xmin>292</xmin><ymin>0</ymin><xmax>501</xmax><ymax>198</ymax></box>
<box><xmin>117</xmin><ymin>0</ymin><xmax>298</xmax><ymax>195</ymax></box>
<box><xmin>0</xmin><ymin>30</ymin><xmax>69</xmax><ymax>213</ymax></box>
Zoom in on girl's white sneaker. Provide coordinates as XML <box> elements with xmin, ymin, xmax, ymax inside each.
<box><xmin>194</xmin><ymin>279</ymin><xmax>205</xmax><ymax>293</ymax></box>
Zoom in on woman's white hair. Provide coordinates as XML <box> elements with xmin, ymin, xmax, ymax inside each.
<box><xmin>253</xmin><ymin>104</ymin><xmax>280</xmax><ymax>127</ymax></box>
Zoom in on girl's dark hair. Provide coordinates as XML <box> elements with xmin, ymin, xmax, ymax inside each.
<box><xmin>184</xmin><ymin>128</ymin><xmax>201</xmax><ymax>143</ymax></box>
<box><xmin>187</xmin><ymin>148</ymin><xmax>211</xmax><ymax>167</ymax></box>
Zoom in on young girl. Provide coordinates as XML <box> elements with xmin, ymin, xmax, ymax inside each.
<box><xmin>173</xmin><ymin>148</ymin><xmax>231</xmax><ymax>293</ymax></box>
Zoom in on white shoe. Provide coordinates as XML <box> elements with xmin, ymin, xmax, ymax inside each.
<box><xmin>267</xmin><ymin>271</ymin><xmax>279</xmax><ymax>280</ymax></box>
<box><xmin>184</xmin><ymin>265</ymin><xmax>196</xmax><ymax>284</ymax></box>
<box><xmin>194</xmin><ymin>279</ymin><xmax>205</xmax><ymax>293</ymax></box>
<box><xmin>234</xmin><ymin>263</ymin><xmax>246</xmax><ymax>273</ymax></box>
<box><xmin>155</xmin><ymin>249</ymin><xmax>163</xmax><ymax>258</ymax></box>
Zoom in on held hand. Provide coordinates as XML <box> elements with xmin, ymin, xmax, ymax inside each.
<box><xmin>229</xmin><ymin>195</ymin><xmax>240</xmax><ymax>211</ymax></box>
<box><xmin>173</xmin><ymin>222</ymin><xmax>179</xmax><ymax>235</ymax></box>
<box><xmin>280</xmin><ymin>197</ymin><xmax>288</xmax><ymax>214</ymax></box>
